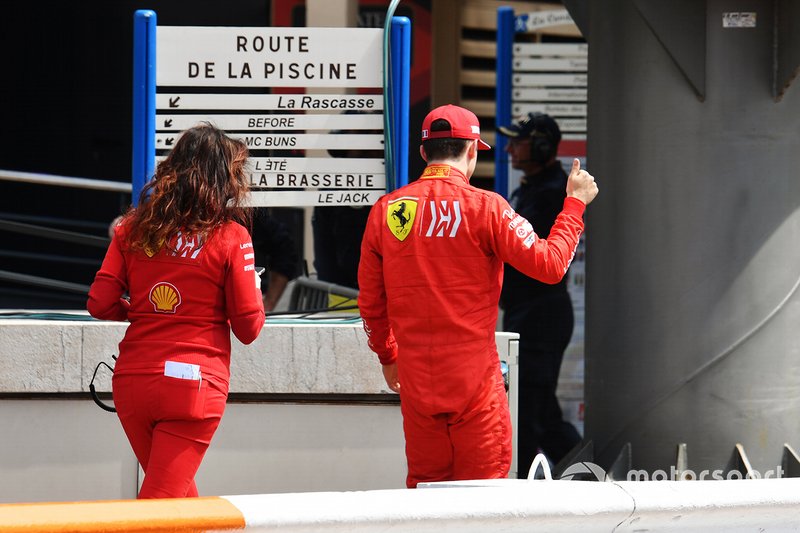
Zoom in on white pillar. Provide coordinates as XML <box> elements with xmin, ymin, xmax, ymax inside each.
<box><xmin>306</xmin><ymin>0</ymin><xmax>357</xmax><ymax>27</ymax></box>
<box><xmin>301</xmin><ymin>0</ymin><xmax>359</xmax><ymax>276</ymax></box>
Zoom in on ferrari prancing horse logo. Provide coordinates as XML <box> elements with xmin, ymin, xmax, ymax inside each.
<box><xmin>387</xmin><ymin>197</ymin><xmax>418</xmax><ymax>241</ymax></box>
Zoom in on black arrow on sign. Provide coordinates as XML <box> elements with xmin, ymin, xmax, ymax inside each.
<box><xmin>164</xmin><ymin>119</ymin><xmax>173</xmax><ymax>128</ymax></box>
<box><xmin>169</xmin><ymin>96</ymin><xmax>181</xmax><ymax>108</ymax></box>
<box><xmin>165</xmin><ymin>138</ymin><xmax>175</xmax><ymax>146</ymax></box>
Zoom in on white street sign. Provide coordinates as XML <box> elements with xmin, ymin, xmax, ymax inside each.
<box><xmin>156</xmin><ymin>113</ymin><xmax>384</xmax><ymax>131</ymax></box>
<box><xmin>512</xmin><ymin>88</ymin><xmax>587</xmax><ymax>102</ymax></box>
<box><xmin>157</xmin><ymin>27</ymin><xmax>383</xmax><ymax>87</ymax></box>
<box><xmin>513</xmin><ymin>57</ymin><xmax>588</xmax><ymax>72</ymax></box>
<box><xmin>511</xmin><ymin>103</ymin><xmax>587</xmax><ymax>117</ymax></box>
<box><xmin>247</xmin><ymin>157</ymin><xmax>384</xmax><ymax>173</ymax></box>
<box><xmin>247</xmin><ymin>190</ymin><xmax>382</xmax><ymax>207</ymax></box>
<box><xmin>513</xmin><ymin>73</ymin><xmax>588</xmax><ymax>87</ymax></box>
<box><xmin>154</xmin><ymin>156</ymin><xmax>385</xmax><ymax>174</ymax></box>
<box><xmin>513</xmin><ymin>43</ymin><xmax>587</xmax><ymax>57</ymax></box>
<box><xmin>155</xmin><ymin>93</ymin><xmax>383</xmax><ymax>111</ymax></box>
<box><xmin>248</xmin><ymin>172</ymin><xmax>385</xmax><ymax>190</ymax></box>
<box><xmin>517</xmin><ymin>10</ymin><xmax>575</xmax><ymax>32</ymax></box>
<box><xmin>155</xmin><ymin>133</ymin><xmax>383</xmax><ymax>150</ymax></box>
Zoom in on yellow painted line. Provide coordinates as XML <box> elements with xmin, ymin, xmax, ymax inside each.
<box><xmin>0</xmin><ymin>496</ymin><xmax>245</xmax><ymax>533</ymax></box>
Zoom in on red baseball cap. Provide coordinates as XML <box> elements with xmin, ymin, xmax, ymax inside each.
<box><xmin>421</xmin><ymin>104</ymin><xmax>491</xmax><ymax>150</ymax></box>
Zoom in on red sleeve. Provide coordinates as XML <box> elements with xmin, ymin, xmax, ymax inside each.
<box><xmin>224</xmin><ymin>224</ymin><xmax>265</xmax><ymax>345</ymax></box>
<box><xmin>491</xmin><ymin>195</ymin><xmax>585</xmax><ymax>284</ymax></box>
<box><xmin>87</xmin><ymin>228</ymin><xmax>130</xmax><ymax>321</ymax></box>
<box><xmin>357</xmin><ymin>200</ymin><xmax>398</xmax><ymax>365</ymax></box>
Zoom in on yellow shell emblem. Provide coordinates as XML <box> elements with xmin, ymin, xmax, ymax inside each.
<box><xmin>386</xmin><ymin>197</ymin><xmax>418</xmax><ymax>242</ymax></box>
<box><xmin>149</xmin><ymin>282</ymin><xmax>181</xmax><ymax>313</ymax></box>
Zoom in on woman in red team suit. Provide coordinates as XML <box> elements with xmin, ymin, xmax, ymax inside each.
<box><xmin>88</xmin><ymin>124</ymin><xmax>265</xmax><ymax>498</ymax></box>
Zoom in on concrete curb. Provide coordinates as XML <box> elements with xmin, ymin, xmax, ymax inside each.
<box><xmin>3</xmin><ymin>479</ymin><xmax>800</xmax><ymax>532</ymax></box>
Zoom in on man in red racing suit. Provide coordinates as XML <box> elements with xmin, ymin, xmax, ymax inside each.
<box><xmin>358</xmin><ymin>104</ymin><xmax>598</xmax><ymax>487</ymax></box>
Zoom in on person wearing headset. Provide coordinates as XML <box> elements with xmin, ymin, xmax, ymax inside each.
<box><xmin>498</xmin><ymin>112</ymin><xmax>583</xmax><ymax>474</ymax></box>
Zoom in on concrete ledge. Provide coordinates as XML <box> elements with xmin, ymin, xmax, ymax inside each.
<box><xmin>230</xmin><ymin>323</ymin><xmax>382</xmax><ymax>394</ymax></box>
<box><xmin>0</xmin><ymin>318</ymin><xmax>520</xmax><ymax>396</ymax></box>
<box><xmin>0</xmin><ymin>318</ymin><xmax>388</xmax><ymax>395</ymax></box>
<box><xmin>0</xmin><ymin>320</ymin><xmax>84</xmax><ymax>393</ymax></box>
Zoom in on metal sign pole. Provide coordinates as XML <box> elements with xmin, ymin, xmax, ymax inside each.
<box><xmin>390</xmin><ymin>16</ymin><xmax>411</xmax><ymax>190</ymax></box>
<box><xmin>131</xmin><ymin>10</ymin><xmax>156</xmax><ymax>206</ymax></box>
<box><xmin>494</xmin><ymin>7</ymin><xmax>514</xmax><ymax>199</ymax></box>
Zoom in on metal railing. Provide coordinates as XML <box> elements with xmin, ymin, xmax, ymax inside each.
<box><xmin>0</xmin><ymin>169</ymin><xmax>130</xmax><ymax>193</ymax></box>
<box><xmin>0</xmin><ymin>169</ymin><xmax>129</xmax><ymax>300</ymax></box>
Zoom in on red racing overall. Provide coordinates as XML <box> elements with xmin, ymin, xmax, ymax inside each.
<box><xmin>358</xmin><ymin>164</ymin><xmax>585</xmax><ymax>487</ymax></box>
<box><xmin>88</xmin><ymin>221</ymin><xmax>264</xmax><ymax>498</ymax></box>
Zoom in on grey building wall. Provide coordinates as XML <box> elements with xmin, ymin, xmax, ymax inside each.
<box><xmin>579</xmin><ymin>0</ymin><xmax>800</xmax><ymax>473</ymax></box>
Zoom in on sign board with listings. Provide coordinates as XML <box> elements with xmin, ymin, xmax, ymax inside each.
<box><xmin>495</xmin><ymin>8</ymin><xmax>588</xmax><ymax>199</ymax></box>
<box><xmin>132</xmin><ymin>12</ymin><xmax>411</xmax><ymax>207</ymax></box>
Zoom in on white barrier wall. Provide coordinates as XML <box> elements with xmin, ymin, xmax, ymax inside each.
<box><xmin>0</xmin><ymin>317</ymin><xmax>519</xmax><ymax>502</ymax></box>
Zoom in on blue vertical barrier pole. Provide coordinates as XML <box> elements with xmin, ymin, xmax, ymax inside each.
<box><xmin>495</xmin><ymin>6</ymin><xmax>514</xmax><ymax>199</ymax></box>
<box><xmin>390</xmin><ymin>17</ymin><xmax>411</xmax><ymax>189</ymax></box>
<box><xmin>132</xmin><ymin>10</ymin><xmax>157</xmax><ymax>206</ymax></box>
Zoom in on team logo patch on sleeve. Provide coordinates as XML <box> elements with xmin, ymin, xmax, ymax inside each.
<box><xmin>386</xmin><ymin>197</ymin><xmax>418</xmax><ymax>241</ymax></box>
<box><xmin>149</xmin><ymin>282</ymin><xmax>182</xmax><ymax>313</ymax></box>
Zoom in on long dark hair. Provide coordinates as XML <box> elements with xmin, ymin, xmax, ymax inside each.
<box><xmin>124</xmin><ymin>123</ymin><xmax>250</xmax><ymax>254</ymax></box>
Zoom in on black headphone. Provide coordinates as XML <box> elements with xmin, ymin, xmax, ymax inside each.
<box><xmin>526</xmin><ymin>112</ymin><xmax>558</xmax><ymax>164</ymax></box>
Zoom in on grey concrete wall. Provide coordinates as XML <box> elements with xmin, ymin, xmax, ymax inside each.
<box><xmin>583</xmin><ymin>0</ymin><xmax>800</xmax><ymax>473</ymax></box>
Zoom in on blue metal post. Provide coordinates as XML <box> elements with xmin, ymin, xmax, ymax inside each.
<box><xmin>390</xmin><ymin>17</ymin><xmax>411</xmax><ymax>190</ymax></box>
<box><xmin>132</xmin><ymin>10</ymin><xmax>157</xmax><ymax>206</ymax></box>
<box><xmin>495</xmin><ymin>6</ymin><xmax>515</xmax><ymax>199</ymax></box>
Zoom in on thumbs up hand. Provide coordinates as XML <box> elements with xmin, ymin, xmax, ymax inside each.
<box><xmin>566</xmin><ymin>158</ymin><xmax>598</xmax><ymax>206</ymax></box>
